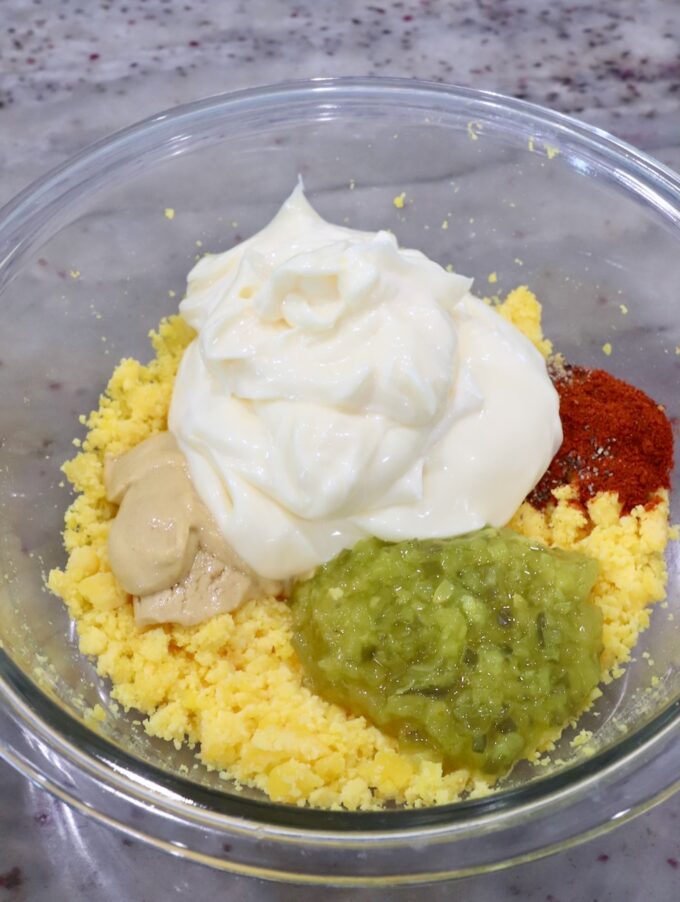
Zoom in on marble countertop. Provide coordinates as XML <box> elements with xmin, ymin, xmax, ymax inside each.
<box><xmin>2</xmin><ymin>0</ymin><xmax>680</xmax><ymax>898</ymax></box>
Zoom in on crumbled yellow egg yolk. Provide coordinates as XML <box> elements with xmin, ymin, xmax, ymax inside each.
<box><xmin>495</xmin><ymin>285</ymin><xmax>553</xmax><ymax>358</ymax></box>
<box><xmin>47</xmin><ymin>290</ymin><xmax>672</xmax><ymax>810</ymax></box>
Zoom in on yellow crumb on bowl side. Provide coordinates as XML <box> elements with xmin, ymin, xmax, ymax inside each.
<box><xmin>47</xmin><ymin>294</ymin><xmax>671</xmax><ymax>810</ymax></box>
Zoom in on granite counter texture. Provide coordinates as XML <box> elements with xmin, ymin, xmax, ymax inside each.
<box><xmin>2</xmin><ymin>1</ymin><xmax>680</xmax><ymax>899</ymax></box>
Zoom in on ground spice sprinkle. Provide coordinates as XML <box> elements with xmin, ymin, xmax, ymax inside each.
<box><xmin>529</xmin><ymin>364</ymin><xmax>674</xmax><ymax>513</ymax></box>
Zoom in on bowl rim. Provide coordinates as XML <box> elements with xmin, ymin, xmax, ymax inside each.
<box><xmin>1</xmin><ymin>75</ymin><xmax>680</xmax><ymax>876</ymax></box>
<box><xmin>2</xmin><ymin>75</ymin><xmax>680</xmax><ymax>265</ymax></box>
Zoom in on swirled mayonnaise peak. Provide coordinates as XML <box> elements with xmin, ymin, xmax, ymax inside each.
<box><xmin>169</xmin><ymin>184</ymin><xmax>562</xmax><ymax>581</ymax></box>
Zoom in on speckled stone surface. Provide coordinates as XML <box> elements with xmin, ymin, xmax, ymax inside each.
<box><xmin>2</xmin><ymin>1</ymin><xmax>680</xmax><ymax>899</ymax></box>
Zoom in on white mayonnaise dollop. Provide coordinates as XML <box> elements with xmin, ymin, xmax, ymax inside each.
<box><xmin>169</xmin><ymin>185</ymin><xmax>561</xmax><ymax>580</ymax></box>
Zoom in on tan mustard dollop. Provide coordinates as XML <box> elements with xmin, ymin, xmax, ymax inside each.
<box><xmin>105</xmin><ymin>431</ymin><xmax>282</xmax><ymax>625</ymax></box>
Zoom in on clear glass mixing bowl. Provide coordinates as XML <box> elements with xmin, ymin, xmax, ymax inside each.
<box><xmin>1</xmin><ymin>77</ymin><xmax>680</xmax><ymax>886</ymax></box>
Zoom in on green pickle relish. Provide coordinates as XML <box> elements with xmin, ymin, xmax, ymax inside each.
<box><xmin>291</xmin><ymin>528</ymin><xmax>602</xmax><ymax>774</ymax></box>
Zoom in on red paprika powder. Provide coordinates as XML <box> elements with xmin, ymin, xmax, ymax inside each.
<box><xmin>529</xmin><ymin>364</ymin><xmax>674</xmax><ymax>513</ymax></box>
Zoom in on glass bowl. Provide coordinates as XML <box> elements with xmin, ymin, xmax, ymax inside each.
<box><xmin>1</xmin><ymin>77</ymin><xmax>680</xmax><ymax>886</ymax></box>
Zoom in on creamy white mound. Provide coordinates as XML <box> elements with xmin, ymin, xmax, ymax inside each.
<box><xmin>170</xmin><ymin>186</ymin><xmax>561</xmax><ymax>580</ymax></box>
